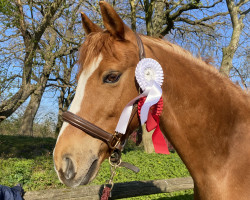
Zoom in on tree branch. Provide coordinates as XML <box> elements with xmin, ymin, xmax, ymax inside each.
<box><xmin>237</xmin><ymin>0</ymin><xmax>249</xmax><ymax>7</ymax></box>
<box><xmin>159</xmin><ymin>0</ymin><xmax>225</xmax><ymax>36</ymax></box>
<box><xmin>46</xmin><ymin>83</ymin><xmax>75</xmax><ymax>89</ymax></box>
<box><xmin>233</xmin><ymin>66</ymin><xmax>248</xmax><ymax>89</ymax></box>
<box><xmin>241</xmin><ymin>7</ymin><xmax>250</xmax><ymax>15</ymax></box>
<box><xmin>169</xmin><ymin>0</ymin><xmax>223</xmax><ymax>21</ymax></box>
<box><xmin>52</xmin><ymin>26</ymin><xmax>80</xmax><ymax>45</ymax></box>
<box><xmin>34</xmin><ymin>0</ymin><xmax>64</xmax><ymax>46</ymax></box>
<box><xmin>176</xmin><ymin>12</ymin><xmax>228</xmax><ymax>29</ymax></box>
<box><xmin>15</xmin><ymin>0</ymin><xmax>31</xmax><ymax>47</ymax></box>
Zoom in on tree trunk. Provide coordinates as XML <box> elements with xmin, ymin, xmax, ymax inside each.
<box><xmin>19</xmin><ymin>72</ymin><xmax>50</xmax><ymax>136</ymax></box>
<box><xmin>152</xmin><ymin>0</ymin><xmax>166</xmax><ymax>37</ymax></box>
<box><xmin>129</xmin><ymin>0</ymin><xmax>137</xmax><ymax>32</ymax></box>
<box><xmin>144</xmin><ymin>0</ymin><xmax>155</xmax><ymax>36</ymax></box>
<box><xmin>19</xmin><ymin>93</ymin><xmax>41</xmax><ymax>136</ymax></box>
<box><xmin>219</xmin><ymin>0</ymin><xmax>246</xmax><ymax>77</ymax></box>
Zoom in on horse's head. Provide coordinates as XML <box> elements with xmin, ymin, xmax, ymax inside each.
<box><xmin>53</xmin><ymin>2</ymin><xmax>141</xmax><ymax>187</ymax></box>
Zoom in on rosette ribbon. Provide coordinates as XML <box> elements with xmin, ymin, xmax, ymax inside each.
<box><xmin>115</xmin><ymin>58</ymin><xmax>169</xmax><ymax>154</ymax></box>
<box><xmin>138</xmin><ymin>97</ymin><xmax>169</xmax><ymax>154</ymax></box>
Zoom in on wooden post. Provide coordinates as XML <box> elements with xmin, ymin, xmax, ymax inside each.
<box><xmin>24</xmin><ymin>177</ymin><xmax>194</xmax><ymax>200</ymax></box>
<box><xmin>142</xmin><ymin>124</ymin><xmax>155</xmax><ymax>153</ymax></box>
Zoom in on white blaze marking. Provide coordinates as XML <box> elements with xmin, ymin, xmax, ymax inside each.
<box><xmin>56</xmin><ymin>54</ymin><xmax>103</xmax><ymax>141</ymax></box>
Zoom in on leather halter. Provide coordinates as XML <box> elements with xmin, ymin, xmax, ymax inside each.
<box><xmin>62</xmin><ymin>33</ymin><xmax>145</xmax><ymax>152</ymax></box>
<box><xmin>62</xmin><ymin>105</ymin><xmax>138</xmax><ymax>151</ymax></box>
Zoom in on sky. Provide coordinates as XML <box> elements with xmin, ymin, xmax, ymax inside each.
<box><xmin>0</xmin><ymin>0</ymin><xmax>249</xmax><ymax>125</ymax></box>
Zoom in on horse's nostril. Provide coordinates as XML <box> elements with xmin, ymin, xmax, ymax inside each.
<box><xmin>63</xmin><ymin>157</ymin><xmax>76</xmax><ymax>180</ymax></box>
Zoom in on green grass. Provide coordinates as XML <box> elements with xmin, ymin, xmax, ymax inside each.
<box><xmin>0</xmin><ymin>135</ymin><xmax>193</xmax><ymax>199</ymax></box>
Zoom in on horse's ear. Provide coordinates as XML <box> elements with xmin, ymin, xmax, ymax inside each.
<box><xmin>81</xmin><ymin>12</ymin><xmax>102</xmax><ymax>34</ymax></box>
<box><xmin>99</xmin><ymin>1</ymin><xmax>125</xmax><ymax>40</ymax></box>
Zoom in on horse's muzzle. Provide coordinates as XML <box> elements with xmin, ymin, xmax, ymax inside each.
<box><xmin>57</xmin><ymin>155</ymin><xmax>99</xmax><ymax>187</ymax></box>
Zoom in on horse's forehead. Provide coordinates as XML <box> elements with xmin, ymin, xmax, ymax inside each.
<box><xmin>83</xmin><ymin>54</ymin><xmax>104</xmax><ymax>74</ymax></box>
<box><xmin>72</xmin><ymin>54</ymin><xmax>103</xmax><ymax>112</ymax></box>
<box><xmin>79</xmin><ymin>32</ymin><xmax>139</xmax><ymax>75</ymax></box>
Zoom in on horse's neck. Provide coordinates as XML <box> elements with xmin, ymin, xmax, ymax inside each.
<box><xmin>145</xmin><ymin>39</ymin><xmax>250</xmax><ymax>188</ymax></box>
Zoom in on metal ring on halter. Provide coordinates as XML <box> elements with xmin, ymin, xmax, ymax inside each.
<box><xmin>109</xmin><ymin>157</ymin><xmax>122</xmax><ymax>167</ymax></box>
<box><xmin>109</xmin><ymin>156</ymin><xmax>121</xmax><ymax>167</ymax></box>
<box><xmin>109</xmin><ymin>149</ymin><xmax>122</xmax><ymax>166</ymax></box>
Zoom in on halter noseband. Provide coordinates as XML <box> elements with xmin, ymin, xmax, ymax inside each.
<box><xmin>62</xmin><ymin>33</ymin><xmax>145</xmax><ymax>152</ymax></box>
<box><xmin>62</xmin><ymin>105</ymin><xmax>138</xmax><ymax>151</ymax></box>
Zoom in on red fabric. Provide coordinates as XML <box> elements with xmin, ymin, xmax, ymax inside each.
<box><xmin>138</xmin><ymin>97</ymin><xmax>169</xmax><ymax>154</ymax></box>
<box><xmin>146</xmin><ymin>110</ymin><xmax>158</xmax><ymax>130</ymax></box>
<box><xmin>147</xmin><ymin>112</ymin><xmax>169</xmax><ymax>154</ymax></box>
<box><xmin>138</xmin><ymin>97</ymin><xmax>163</xmax><ymax>117</ymax></box>
<box><xmin>101</xmin><ymin>187</ymin><xmax>111</xmax><ymax>200</ymax></box>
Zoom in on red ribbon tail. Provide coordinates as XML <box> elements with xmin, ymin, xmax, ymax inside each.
<box><xmin>146</xmin><ymin>112</ymin><xmax>169</xmax><ymax>155</ymax></box>
<box><xmin>152</xmin><ymin>122</ymin><xmax>170</xmax><ymax>154</ymax></box>
<box><xmin>146</xmin><ymin>110</ymin><xmax>158</xmax><ymax>131</ymax></box>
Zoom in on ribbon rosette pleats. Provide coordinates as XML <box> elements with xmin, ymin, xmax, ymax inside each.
<box><xmin>135</xmin><ymin>58</ymin><xmax>164</xmax><ymax>91</ymax></box>
<box><xmin>115</xmin><ymin>58</ymin><xmax>169</xmax><ymax>154</ymax></box>
<box><xmin>135</xmin><ymin>58</ymin><xmax>164</xmax><ymax>125</ymax></box>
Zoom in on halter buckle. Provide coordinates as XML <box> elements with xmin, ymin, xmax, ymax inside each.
<box><xmin>109</xmin><ymin>132</ymin><xmax>121</xmax><ymax>150</ymax></box>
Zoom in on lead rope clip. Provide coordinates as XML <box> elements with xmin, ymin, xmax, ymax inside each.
<box><xmin>101</xmin><ymin>157</ymin><xmax>120</xmax><ymax>200</ymax></box>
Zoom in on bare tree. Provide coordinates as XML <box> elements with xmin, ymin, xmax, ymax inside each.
<box><xmin>0</xmin><ymin>0</ymin><xmax>65</xmax><ymax>121</ymax></box>
<box><xmin>220</xmin><ymin>0</ymin><xmax>249</xmax><ymax>77</ymax></box>
<box><xmin>137</xmin><ymin>0</ymin><xmax>227</xmax><ymax>37</ymax></box>
<box><xmin>19</xmin><ymin>1</ymin><xmax>83</xmax><ymax>135</ymax></box>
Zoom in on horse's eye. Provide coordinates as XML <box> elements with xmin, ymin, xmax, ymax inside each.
<box><xmin>103</xmin><ymin>72</ymin><xmax>121</xmax><ymax>84</ymax></box>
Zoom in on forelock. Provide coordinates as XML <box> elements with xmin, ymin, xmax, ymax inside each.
<box><xmin>78</xmin><ymin>31</ymin><xmax>117</xmax><ymax>75</ymax></box>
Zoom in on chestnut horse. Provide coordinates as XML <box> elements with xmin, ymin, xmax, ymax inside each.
<box><xmin>53</xmin><ymin>2</ymin><xmax>250</xmax><ymax>199</ymax></box>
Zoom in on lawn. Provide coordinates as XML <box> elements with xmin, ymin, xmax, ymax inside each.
<box><xmin>0</xmin><ymin>135</ymin><xmax>193</xmax><ymax>199</ymax></box>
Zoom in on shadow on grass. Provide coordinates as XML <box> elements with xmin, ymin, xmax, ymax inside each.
<box><xmin>0</xmin><ymin>135</ymin><xmax>56</xmax><ymax>159</ymax></box>
<box><xmin>154</xmin><ymin>194</ymin><xmax>193</xmax><ymax>200</ymax></box>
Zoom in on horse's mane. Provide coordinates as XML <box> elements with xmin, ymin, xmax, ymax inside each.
<box><xmin>78</xmin><ymin>31</ymin><xmax>247</xmax><ymax>96</ymax></box>
<box><xmin>141</xmin><ymin>35</ymin><xmax>220</xmax><ymax>75</ymax></box>
<box><xmin>78</xmin><ymin>31</ymin><xmax>218</xmax><ymax>75</ymax></box>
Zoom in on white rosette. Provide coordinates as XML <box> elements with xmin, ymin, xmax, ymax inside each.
<box><xmin>115</xmin><ymin>58</ymin><xmax>164</xmax><ymax>135</ymax></box>
<box><xmin>135</xmin><ymin>58</ymin><xmax>164</xmax><ymax>91</ymax></box>
<box><xmin>135</xmin><ymin>58</ymin><xmax>164</xmax><ymax>125</ymax></box>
